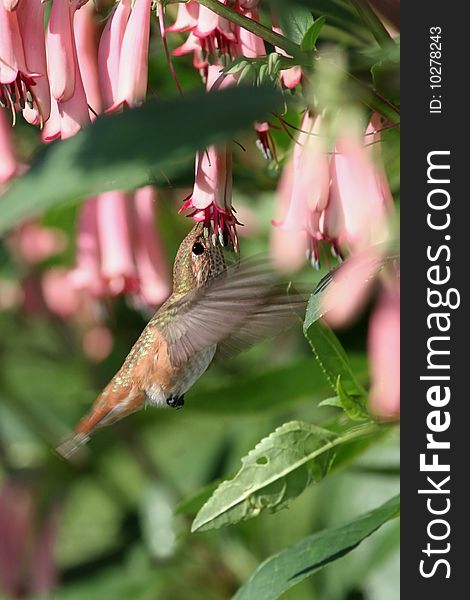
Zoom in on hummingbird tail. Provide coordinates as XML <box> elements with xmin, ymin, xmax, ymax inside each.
<box><xmin>55</xmin><ymin>389</ymin><xmax>145</xmax><ymax>460</ymax></box>
<box><xmin>56</xmin><ymin>432</ymin><xmax>90</xmax><ymax>460</ymax></box>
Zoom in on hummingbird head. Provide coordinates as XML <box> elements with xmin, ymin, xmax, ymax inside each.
<box><xmin>172</xmin><ymin>224</ymin><xmax>226</xmax><ymax>294</ymax></box>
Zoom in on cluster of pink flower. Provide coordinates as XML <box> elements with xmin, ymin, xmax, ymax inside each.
<box><xmin>270</xmin><ymin>109</ymin><xmax>399</xmax><ymax>419</ymax></box>
<box><xmin>1</xmin><ymin>96</ymin><xmax>168</xmax><ymax>362</ymax></box>
<box><xmin>272</xmin><ymin>111</ymin><xmax>393</xmax><ymax>270</ymax></box>
<box><xmin>1</xmin><ymin>0</ymin><xmax>170</xmax><ymax>340</ymax></box>
<box><xmin>0</xmin><ymin>0</ymin><xmax>152</xmax><ymax>135</ymax></box>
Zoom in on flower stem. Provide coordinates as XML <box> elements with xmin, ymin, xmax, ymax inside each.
<box><xmin>195</xmin><ymin>0</ymin><xmax>303</xmax><ymax>58</ymax></box>
<box><xmin>348</xmin><ymin>0</ymin><xmax>393</xmax><ymax>47</ymax></box>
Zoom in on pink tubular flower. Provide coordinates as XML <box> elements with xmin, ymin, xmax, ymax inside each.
<box><xmin>74</xmin><ymin>1</ymin><xmax>102</xmax><ymax>117</ymax></box>
<box><xmin>180</xmin><ymin>144</ymin><xmax>238</xmax><ymax>247</ymax></box>
<box><xmin>274</xmin><ymin>112</ymin><xmax>331</xmax><ymax>267</ymax></box>
<box><xmin>166</xmin><ymin>0</ymin><xmax>199</xmax><ymax>33</ymax></box>
<box><xmin>46</xmin><ymin>0</ymin><xmax>77</xmax><ymax>102</ymax></box>
<box><xmin>0</xmin><ymin>107</ymin><xmax>18</xmax><ymax>184</ymax></box>
<box><xmin>41</xmin><ymin>94</ymin><xmax>61</xmax><ymax>142</ymax></box>
<box><xmin>331</xmin><ymin>118</ymin><xmax>391</xmax><ymax>251</ymax></box>
<box><xmin>111</xmin><ymin>0</ymin><xmax>151</xmax><ymax>110</ymax></box>
<box><xmin>95</xmin><ymin>190</ymin><xmax>139</xmax><ymax>295</ymax></box>
<box><xmin>98</xmin><ymin>0</ymin><xmax>131</xmax><ymax>110</ymax></box>
<box><xmin>72</xmin><ymin>188</ymin><xmax>169</xmax><ymax>308</ymax></box>
<box><xmin>132</xmin><ymin>186</ymin><xmax>170</xmax><ymax>308</ymax></box>
<box><xmin>270</xmin><ymin>157</ymin><xmax>307</xmax><ymax>272</ymax></box>
<box><xmin>172</xmin><ymin>32</ymin><xmax>207</xmax><ymax>73</ymax></box>
<box><xmin>368</xmin><ymin>286</ymin><xmax>400</xmax><ymax>419</ymax></box>
<box><xmin>16</xmin><ymin>0</ymin><xmax>51</xmax><ymax>126</ymax></box>
<box><xmin>57</xmin><ymin>42</ymin><xmax>91</xmax><ymax>139</ymax></box>
<box><xmin>0</xmin><ymin>5</ymin><xmax>41</xmax><ymax>123</ymax></box>
<box><xmin>193</xmin><ymin>0</ymin><xmax>236</xmax><ymax>56</ymax></box>
<box><xmin>236</xmin><ymin>9</ymin><xmax>265</xmax><ymax>59</ymax></box>
<box><xmin>70</xmin><ymin>197</ymin><xmax>107</xmax><ymax>296</ymax></box>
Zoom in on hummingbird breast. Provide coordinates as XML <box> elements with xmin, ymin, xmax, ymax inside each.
<box><xmin>143</xmin><ymin>343</ymin><xmax>216</xmax><ymax>407</ymax></box>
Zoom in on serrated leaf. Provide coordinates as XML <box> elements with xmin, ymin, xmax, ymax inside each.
<box><xmin>304</xmin><ymin>320</ymin><xmax>366</xmax><ymax>397</ymax></box>
<box><xmin>300</xmin><ymin>16</ymin><xmax>326</xmax><ymax>51</ymax></box>
<box><xmin>278</xmin><ymin>5</ymin><xmax>315</xmax><ymax>45</ymax></box>
<box><xmin>232</xmin><ymin>494</ymin><xmax>400</xmax><ymax>600</ymax></box>
<box><xmin>336</xmin><ymin>376</ymin><xmax>369</xmax><ymax>421</ymax></box>
<box><xmin>191</xmin><ymin>421</ymin><xmax>378</xmax><ymax>532</ymax></box>
<box><xmin>0</xmin><ymin>87</ymin><xmax>281</xmax><ymax>234</ymax></box>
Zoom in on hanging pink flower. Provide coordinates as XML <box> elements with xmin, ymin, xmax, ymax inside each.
<box><xmin>274</xmin><ymin>112</ymin><xmax>331</xmax><ymax>267</ymax></box>
<box><xmin>70</xmin><ymin>197</ymin><xmax>107</xmax><ymax>297</ymax></box>
<box><xmin>0</xmin><ymin>5</ymin><xmax>42</xmax><ymax>124</ymax></box>
<box><xmin>110</xmin><ymin>0</ymin><xmax>151</xmax><ymax>110</ymax></box>
<box><xmin>16</xmin><ymin>0</ymin><xmax>51</xmax><ymax>126</ymax></box>
<box><xmin>236</xmin><ymin>9</ymin><xmax>265</xmax><ymax>59</ymax></box>
<box><xmin>46</xmin><ymin>0</ymin><xmax>77</xmax><ymax>102</ymax></box>
<box><xmin>56</xmin><ymin>45</ymin><xmax>91</xmax><ymax>139</ymax></box>
<box><xmin>166</xmin><ymin>0</ymin><xmax>199</xmax><ymax>33</ymax></box>
<box><xmin>331</xmin><ymin>117</ymin><xmax>391</xmax><ymax>251</ymax></box>
<box><xmin>71</xmin><ymin>187</ymin><xmax>169</xmax><ymax>307</ymax></box>
<box><xmin>98</xmin><ymin>0</ymin><xmax>131</xmax><ymax>110</ymax></box>
<box><xmin>368</xmin><ymin>286</ymin><xmax>400</xmax><ymax>419</ymax></box>
<box><xmin>180</xmin><ymin>144</ymin><xmax>239</xmax><ymax>247</ymax></box>
<box><xmin>270</xmin><ymin>157</ymin><xmax>307</xmax><ymax>272</ymax></box>
<box><xmin>41</xmin><ymin>94</ymin><xmax>61</xmax><ymax>142</ymax></box>
<box><xmin>95</xmin><ymin>190</ymin><xmax>139</xmax><ymax>295</ymax></box>
<box><xmin>0</xmin><ymin>107</ymin><xmax>18</xmax><ymax>184</ymax></box>
<box><xmin>132</xmin><ymin>186</ymin><xmax>170</xmax><ymax>308</ymax></box>
<box><xmin>74</xmin><ymin>1</ymin><xmax>102</xmax><ymax>117</ymax></box>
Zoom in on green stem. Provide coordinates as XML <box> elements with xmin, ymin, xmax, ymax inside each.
<box><xmin>195</xmin><ymin>0</ymin><xmax>302</xmax><ymax>58</ymax></box>
<box><xmin>349</xmin><ymin>0</ymin><xmax>393</xmax><ymax>47</ymax></box>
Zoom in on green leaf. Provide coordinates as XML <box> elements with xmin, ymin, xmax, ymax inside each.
<box><xmin>336</xmin><ymin>376</ymin><xmax>369</xmax><ymax>421</ymax></box>
<box><xmin>274</xmin><ymin>0</ymin><xmax>368</xmax><ymax>43</ymax></box>
<box><xmin>191</xmin><ymin>421</ymin><xmax>379</xmax><ymax>532</ymax></box>
<box><xmin>0</xmin><ymin>86</ymin><xmax>281</xmax><ymax>234</ymax></box>
<box><xmin>304</xmin><ymin>320</ymin><xmax>366</xmax><ymax>397</ymax></box>
<box><xmin>232</xmin><ymin>494</ymin><xmax>400</xmax><ymax>600</ymax></box>
<box><xmin>300</xmin><ymin>16</ymin><xmax>326</xmax><ymax>51</ymax></box>
<box><xmin>278</xmin><ymin>5</ymin><xmax>315</xmax><ymax>45</ymax></box>
<box><xmin>318</xmin><ymin>396</ymin><xmax>342</xmax><ymax>408</ymax></box>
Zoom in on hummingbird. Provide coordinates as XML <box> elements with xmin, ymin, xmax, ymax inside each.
<box><xmin>57</xmin><ymin>223</ymin><xmax>307</xmax><ymax>459</ymax></box>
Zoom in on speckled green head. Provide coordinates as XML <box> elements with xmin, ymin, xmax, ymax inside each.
<box><xmin>172</xmin><ymin>224</ymin><xmax>226</xmax><ymax>294</ymax></box>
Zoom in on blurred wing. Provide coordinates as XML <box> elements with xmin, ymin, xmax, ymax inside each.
<box><xmin>307</xmin><ymin>245</ymin><xmax>400</xmax><ymax>324</ymax></box>
<box><xmin>217</xmin><ymin>285</ymin><xmax>307</xmax><ymax>358</ymax></box>
<box><xmin>161</xmin><ymin>257</ymin><xmax>307</xmax><ymax>367</ymax></box>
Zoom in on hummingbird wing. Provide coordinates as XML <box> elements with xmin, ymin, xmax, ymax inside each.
<box><xmin>159</xmin><ymin>257</ymin><xmax>307</xmax><ymax>368</ymax></box>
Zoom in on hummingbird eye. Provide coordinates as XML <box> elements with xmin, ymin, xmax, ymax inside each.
<box><xmin>192</xmin><ymin>241</ymin><xmax>205</xmax><ymax>256</ymax></box>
